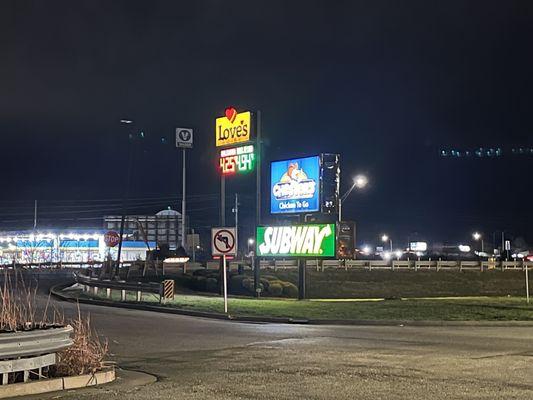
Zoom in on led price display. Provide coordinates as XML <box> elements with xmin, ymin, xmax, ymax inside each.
<box><xmin>219</xmin><ymin>145</ymin><xmax>255</xmax><ymax>175</ymax></box>
<box><xmin>256</xmin><ymin>224</ymin><xmax>336</xmax><ymax>257</ymax></box>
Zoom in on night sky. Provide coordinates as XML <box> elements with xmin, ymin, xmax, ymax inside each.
<box><xmin>1</xmin><ymin>1</ymin><xmax>532</xmax><ymax>248</ymax></box>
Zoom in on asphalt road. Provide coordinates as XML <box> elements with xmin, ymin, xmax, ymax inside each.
<box><xmin>20</xmin><ymin>274</ymin><xmax>533</xmax><ymax>399</ymax></box>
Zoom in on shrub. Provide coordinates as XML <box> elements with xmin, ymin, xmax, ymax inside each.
<box><xmin>206</xmin><ymin>277</ymin><xmax>218</xmax><ymax>292</ymax></box>
<box><xmin>242</xmin><ymin>278</ymin><xmax>254</xmax><ymax>291</ymax></box>
<box><xmin>230</xmin><ymin>274</ymin><xmax>247</xmax><ymax>287</ymax></box>
<box><xmin>260</xmin><ymin>278</ymin><xmax>270</xmax><ymax>291</ymax></box>
<box><xmin>281</xmin><ymin>282</ymin><xmax>299</xmax><ymax>298</ymax></box>
<box><xmin>268</xmin><ymin>283</ymin><xmax>283</xmax><ymax>296</ymax></box>
<box><xmin>190</xmin><ymin>276</ymin><xmax>207</xmax><ymax>291</ymax></box>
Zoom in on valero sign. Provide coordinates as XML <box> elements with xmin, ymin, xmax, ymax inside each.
<box><xmin>256</xmin><ymin>224</ymin><xmax>335</xmax><ymax>257</ymax></box>
<box><xmin>216</xmin><ymin>107</ymin><xmax>252</xmax><ymax>147</ymax></box>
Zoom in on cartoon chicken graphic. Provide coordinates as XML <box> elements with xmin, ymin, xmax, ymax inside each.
<box><xmin>279</xmin><ymin>162</ymin><xmax>308</xmax><ymax>183</ymax></box>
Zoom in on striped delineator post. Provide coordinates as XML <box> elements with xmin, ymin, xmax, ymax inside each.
<box><xmin>161</xmin><ymin>280</ymin><xmax>175</xmax><ymax>303</ymax></box>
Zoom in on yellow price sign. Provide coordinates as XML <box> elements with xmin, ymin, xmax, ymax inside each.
<box><xmin>215</xmin><ymin>108</ymin><xmax>252</xmax><ymax>147</ymax></box>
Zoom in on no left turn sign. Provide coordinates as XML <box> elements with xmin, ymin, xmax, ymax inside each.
<box><xmin>211</xmin><ymin>227</ymin><xmax>237</xmax><ymax>256</ymax></box>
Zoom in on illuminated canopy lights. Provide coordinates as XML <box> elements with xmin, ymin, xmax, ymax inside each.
<box><xmin>219</xmin><ymin>144</ymin><xmax>255</xmax><ymax>175</ymax></box>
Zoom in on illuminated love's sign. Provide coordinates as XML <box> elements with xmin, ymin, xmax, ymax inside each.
<box><xmin>256</xmin><ymin>224</ymin><xmax>335</xmax><ymax>257</ymax></box>
<box><xmin>219</xmin><ymin>145</ymin><xmax>255</xmax><ymax>175</ymax></box>
<box><xmin>215</xmin><ymin>108</ymin><xmax>252</xmax><ymax>147</ymax></box>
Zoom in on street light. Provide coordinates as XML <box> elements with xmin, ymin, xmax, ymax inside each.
<box><xmin>339</xmin><ymin>174</ymin><xmax>368</xmax><ymax>221</ymax></box>
<box><xmin>381</xmin><ymin>234</ymin><xmax>393</xmax><ymax>252</ymax></box>
<box><xmin>247</xmin><ymin>238</ymin><xmax>255</xmax><ymax>256</ymax></box>
<box><xmin>472</xmin><ymin>232</ymin><xmax>484</xmax><ymax>252</ymax></box>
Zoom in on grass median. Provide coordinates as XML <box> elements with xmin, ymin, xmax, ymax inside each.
<box><xmin>73</xmin><ymin>288</ymin><xmax>533</xmax><ymax>321</ymax></box>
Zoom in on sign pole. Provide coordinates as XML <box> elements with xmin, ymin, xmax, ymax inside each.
<box><xmin>175</xmin><ymin>127</ymin><xmax>193</xmax><ymax>249</ymax></box>
<box><xmin>254</xmin><ymin>110</ymin><xmax>262</xmax><ymax>297</ymax></box>
<box><xmin>526</xmin><ymin>264</ymin><xmax>530</xmax><ymax>304</ymax></box>
<box><xmin>223</xmin><ymin>254</ymin><xmax>228</xmax><ymax>313</ymax></box>
<box><xmin>181</xmin><ymin>147</ymin><xmax>186</xmax><ymax>247</ymax></box>
<box><xmin>220</xmin><ymin>176</ymin><xmax>226</xmax><ymax>294</ymax></box>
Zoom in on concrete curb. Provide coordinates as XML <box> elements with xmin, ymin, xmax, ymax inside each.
<box><xmin>50</xmin><ymin>283</ymin><xmax>533</xmax><ymax>327</ymax></box>
<box><xmin>0</xmin><ymin>367</ymin><xmax>115</xmax><ymax>399</ymax></box>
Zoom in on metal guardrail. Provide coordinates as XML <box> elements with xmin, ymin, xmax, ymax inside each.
<box><xmin>75</xmin><ymin>274</ymin><xmax>174</xmax><ymax>302</ymax></box>
<box><xmin>0</xmin><ymin>326</ymin><xmax>73</xmax><ymax>360</ymax></box>
<box><xmin>0</xmin><ymin>325</ymin><xmax>73</xmax><ymax>385</ymax></box>
<box><xmin>255</xmin><ymin>259</ymin><xmax>533</xmax><ymax>272</ymax></box>
<box><xmin>75</xmin><ymin>274</ymin><xmax>160</xmax><ymax>294</ymax></box>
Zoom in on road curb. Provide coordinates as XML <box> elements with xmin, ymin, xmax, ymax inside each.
<box><xmin>50</xmin><ymin>283</ymin><xmax>533</xmax><ymax>327</ymax></box>
<box><xmin>0</xmin><ymin>367</ymin><xmax>115</xmax><ymax>399</ymax></box>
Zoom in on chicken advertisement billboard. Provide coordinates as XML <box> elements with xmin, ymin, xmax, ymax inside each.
<box><xmin>270</xmin><ymin>155</ymin><xmax>320</xmax><ymax>214</ymax></box>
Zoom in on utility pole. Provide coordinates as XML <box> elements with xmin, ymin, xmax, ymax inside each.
<box><xmin>115</xmin><ymin>121</ymin><xmax>136</xmax><ymax>279</ymax></box>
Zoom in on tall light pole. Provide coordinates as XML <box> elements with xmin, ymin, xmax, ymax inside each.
<box><xmin>472</xmin><ymin>232</ymin><xmax>484</xmax><ymax>253</ymax></box>
<box><xmin>339</xmin><ymin>174</ymin><xmax>368</xmax><ymax>221</ymax></box>
<box><xmin>381</xmin><ymin>234</ymin><xmax>393</xmax><ymax>252</ymax></box>
<box><xmin>115</xmin><ymin>119</ymin><xmax>135</xmax><ymax>279</ymax></box>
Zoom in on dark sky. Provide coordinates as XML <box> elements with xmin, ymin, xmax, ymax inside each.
<box><xmin>1</xmin><ymin>0</ymin><xmax>532</xmax><ymax>247</ymax></box>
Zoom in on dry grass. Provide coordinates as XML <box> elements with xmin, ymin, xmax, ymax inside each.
<box><xmin>0</xmin><ymin>270</ymin><xmax>63</xmax><ymax>332</ymax></box>
<box><xmin>54</xmin><ymin>305</ymin><xmax>109</xmax><ymax>376</ymax></box>
<box><xmin>1</xmin><ymin>270</ymin><xmax>109</xmax><ymax>376</ymax></box>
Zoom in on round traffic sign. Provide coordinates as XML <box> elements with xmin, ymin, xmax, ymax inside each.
<box><xmin>213</xmin><ymin>229</ymin><xmax>235</xmax><ymax>254</ymax></box>
<box><xmin>104</xmin><ymin>231</ymin><xmax>120</xmax><ymax>247</ymax></box>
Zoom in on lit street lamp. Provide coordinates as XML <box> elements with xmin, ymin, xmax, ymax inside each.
<box><xmin>339</xmin><ymin>174</ymin><xmax>368</xmax><ymax>221</ymax></box>
<box><xmin>472</xmin><ymin>232</ymin><xmax>484</xmax><ymax>252</ymax></box>
<box><xmin>381</xmin><ymin>234</ymin><xmax>393</xmax><ymax>252</ymax></box>
<box><xmin>247</xmin><ymin>238</ymin><xmax>255</xmax><ymax>256</ymax></box>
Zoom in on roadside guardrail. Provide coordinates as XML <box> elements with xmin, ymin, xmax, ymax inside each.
<box><xmin>0</xmin><ymin>326</ymin><xmax>73</xmax><ymax>385</ymax></box>
<box><xmin>74</xmin><ymin>274</ymin><xmax>174</xmax><ymax>303</ymax></box>
<box><xmin>255</xmin><ymin>259</ymin><xmax>533</xmax><ymax>272</ymax></box>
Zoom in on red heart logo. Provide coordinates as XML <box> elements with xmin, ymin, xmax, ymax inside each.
<box><xmin>225</xmin><ymin>107</ymin><xmax>237</xmax><ymax>123</ymax></box>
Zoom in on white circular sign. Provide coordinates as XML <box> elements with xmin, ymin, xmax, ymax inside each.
<box><xmin>213</xmin><ymin>229</ymin><xmax>235</xmax><ymax>255</ymax></box>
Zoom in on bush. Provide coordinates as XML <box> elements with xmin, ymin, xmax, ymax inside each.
<box><xmin>281</xmin><ymin>282</ymin><xmax>299</xmax><ymax>298</ymax></box>
<box><xmin>268</xmin><ymin>283</ymin><xmax>283</xmax><ymax>296</ymax></box>
<box><xmin>242</xmin><ymin>278</ymin><xmax>254</xmax><ymax>291</ymax></box>
<box><xmin>190</xmin><ymin>276</ymin><xmax>207</xmax><ymax>291</ymax></box>
<box><xmin>206</xmin><ymin>277</ymin><xmax>218</xmax><ymax>292</ymax></box>
<box><xmin>260</xmin><ymin>278</ymin><xmax>271</xmax><ymax>291</ymax></box>
<box><xmin>230</xmin><ymin>274</ymin><xmax>247</xmax><ymax>287</ymax></box>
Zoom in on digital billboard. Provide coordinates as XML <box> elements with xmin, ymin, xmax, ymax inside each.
<box><xmin>270</xmin><ymin>155</ymin><xmax>320</xmax><ymax>214</ymax></box>
<box><xmin>256</xmin><ymin>224</ymin><xmax>336</xmax><ymax>257</ymax></box>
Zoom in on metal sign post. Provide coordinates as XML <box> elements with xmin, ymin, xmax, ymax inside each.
<box><xmin>526</xmin><ymin>265</ymin><xmax>530</xmax><ymax>304</ymax></box>
<box><xmin>211</xmin><ymin>227</ymin><xmax>237</xmax><ymax>314</ymax></box>
<box><xmin>176</xmin><ymin>128</ymin><xmax>193</xmax><ymax>248</ymax></box>
<box><xmin>223</xmin><ymin>254</ymin><xmax>228</xmax><ymax>313</ymax></box>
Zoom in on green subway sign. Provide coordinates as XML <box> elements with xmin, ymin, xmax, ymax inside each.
<box><xmin>256</xmin><ymin>224</ymin><xmax>336</xmax><ymax>257</ymax></box>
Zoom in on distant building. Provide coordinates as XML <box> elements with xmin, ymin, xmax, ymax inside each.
<box><xmin>103</xmin><ymin>208</ymin><xmax>186</xmax><ymax>250</ymax></box>
<box><xmin>0</xmin><ymin>229</ymin><xmax>155</xmax><ymax>265</ymax></box>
